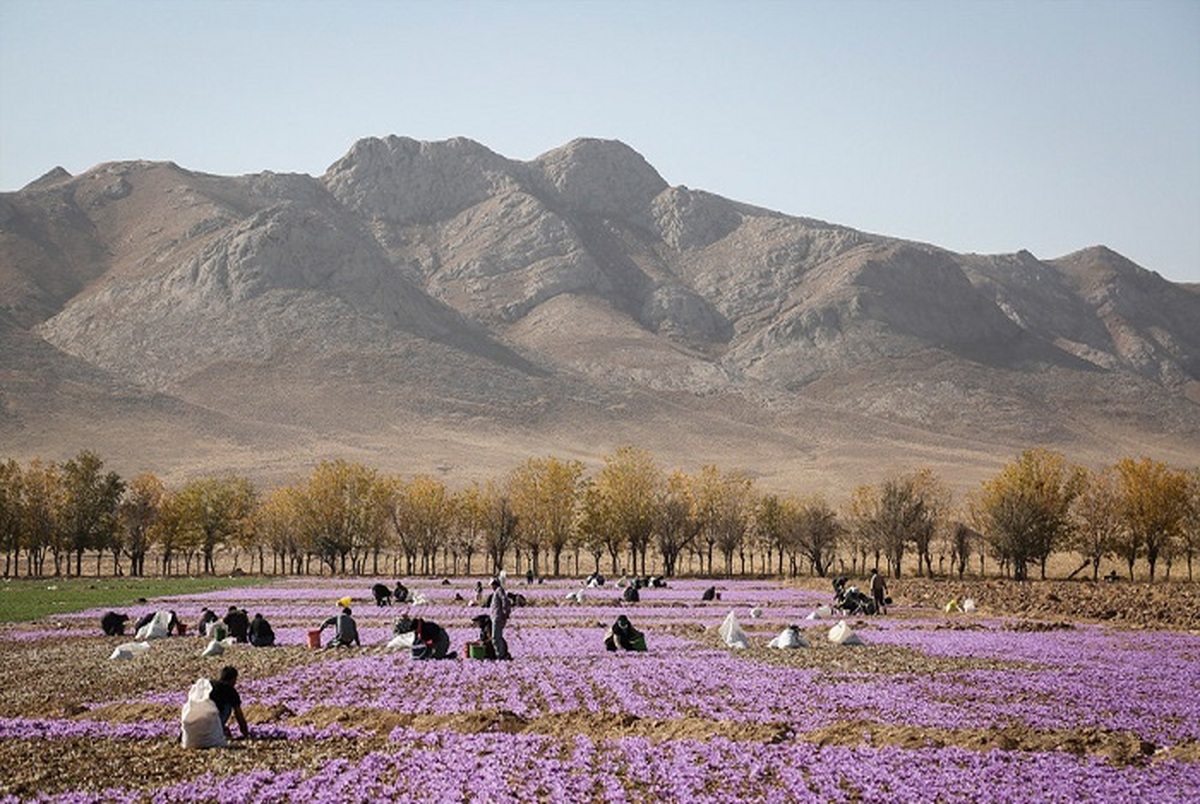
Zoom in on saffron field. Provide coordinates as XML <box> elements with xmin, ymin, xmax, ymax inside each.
<box><xmin>0</xmin><ymin>577</ymin><xmax>1198</xmax><ymax>802</ymax></box>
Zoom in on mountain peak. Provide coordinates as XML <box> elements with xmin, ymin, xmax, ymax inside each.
<box><xmin>532</xmin><ymin>138</ymin><xmax>667</xmax><ymax>225</ymax></box>
<box><xmin>323</xmin><ymin>135</ymin><xmax>518</xmax><ymax>224</ymax></box>
<box><xmin>21</xmin><ymin>166</ymin><xmax>73</xmax><ymax>191</ymax></box>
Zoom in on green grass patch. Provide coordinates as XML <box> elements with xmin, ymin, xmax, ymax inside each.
<box><xmin>0</xmin><ymin>576</ymin><xmax>271</xmax><ymax>623</ymax></box>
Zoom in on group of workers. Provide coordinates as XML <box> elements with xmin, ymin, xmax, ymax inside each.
<box><xmin>150</xmin><ymin>568</ymin><xmax>894</xmax><ymax>748</ymax></box>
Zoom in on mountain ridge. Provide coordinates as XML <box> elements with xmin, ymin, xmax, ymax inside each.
<box><xmin>1</xmin><ymin>136</ymin><xmax>1196</xmax><ymax>493</ymax></box>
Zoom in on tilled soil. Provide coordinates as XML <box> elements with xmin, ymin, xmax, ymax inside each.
<box><xmin>893</xmin><ymin>577</ymin><xmax>1200</xmax><ymax>631</ymax></box>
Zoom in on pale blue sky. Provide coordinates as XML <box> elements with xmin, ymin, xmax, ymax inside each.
<box><xmin>2</xmin><ymin>0</ymin><xmax>1198</xmax><ymax>282</ymax></box>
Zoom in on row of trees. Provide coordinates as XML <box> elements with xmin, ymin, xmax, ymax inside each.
<box><xmin>1</xmin><ymin>448</ymin><xmax>1197</xmax><ymax>581</ymax></box>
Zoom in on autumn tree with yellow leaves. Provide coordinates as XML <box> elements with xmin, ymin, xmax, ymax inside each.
<box><xmin>1114</xmin><ymin>458</ymin><xmax>1192</xmax><ymax>581</ymax></box>
<box><xmin>971</xmin><ymin>449</ymin><xmax>1084</xmax><ymax>581</ymax></box>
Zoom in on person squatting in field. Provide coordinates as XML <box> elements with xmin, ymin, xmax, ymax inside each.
<box><xmin>605</xmin><ymin>614</ymin><xmax>647</xmax><ymax>652</ymax></box>
<box><xmin>320</xmin><ymin>607</ymin><xmax>361</xmax><ymax>647</ymax></box>
<box><xmin>248</xmin><ymin>613</ymin><xmax>275</xmax><ymax>647</ymax></box>
<box><xmin>394</xmin><ymin>615</ymin><xmax>456</xmax><ymax>659</ymax></box>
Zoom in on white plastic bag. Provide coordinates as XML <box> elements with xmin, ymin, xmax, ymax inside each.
<box><xmin>386</xmin><ymin>632</ymin><xmax>416</xmax><ymax>651</ymax></box>
<box><xmin>109</xmin><ymin>641</ymin><xmax>151</xmax><ymax>660</ymax></box>
<box><xmin>962</xmin><ymin>598</ymin><xmax>977</xmax><ymax>613</ymax></box>
<box><xmin>718</xmin><ymin>610</ymin><xmax>749</xmax><ymax>649</ymax></box>
<box><xmin>135</xmin><ymin>611</ymin><xmax>173</xmax><ymax>641</ymax></box>
<box><xmin>767</xmin><ymin>627</ymin><xmax>808</xmax><ymax>649</ymax></box>
<box><xmin>180</xmin><ymin>678</ymin><xmax>226</xmax><ymax>749</ymax></box>
<box><xmin>200</xmin><ymin>639</ymin><xmax>225</xmax><ymax>657</ymax></box>
<box><xmin>828</xmin><ymin>620</ymin><xmax>864</xmax><ymax>646</ymax></box>
<box><xmin>805</xmin><ymin>605</ymin><xmax>833</xmax><ymax>620</ymax></box>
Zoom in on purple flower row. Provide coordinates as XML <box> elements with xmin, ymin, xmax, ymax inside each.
<box><xmin>12</xmin><ymin>728</ymin><xmax>1198</xmax><ymax>803</ymax></box>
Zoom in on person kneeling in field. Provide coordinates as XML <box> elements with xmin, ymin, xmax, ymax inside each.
<box><xmin>395</xmin><ymin>615</ymin><xmax>455</xmax><ymax>659</ymax></box>
<box><xmin>223</xmin><ymin>606</ymin><xmax>251</xmax><ymax>643</ymax></box>
<box><xmin>101</xmin><ymin>611</ymin><xmax>129</xmax><ymax>636</ymax></box>
<box><xmin>320</xmin><ymin>607</ymin><xmax>361</xmax><ymax>647</ymax></box>
<box><xmin>248</xmin><ymin>613</ymin><xmax>275</xmax><ymax>647</ymax></box>
<box><xmin>210</xmin><ymin>665</ymin><xmax>250</xmax><ymax>741</ymax></box>
<box><xmin>196</xmin><ymin>607</ymin><xmax>219</xmax><ymax>637</ymax></box>
<box><xmin>469</xmin><ymin>613</ymin><xmax>498</xmax><ymax>659</ymax></box>
<box><xmin>605</xmin><ymin>615</ymin><xmax>647</xmax><ymax>652</ymax></box>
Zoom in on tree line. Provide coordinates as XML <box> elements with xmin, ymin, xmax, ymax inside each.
<box><xmin>1</xmin><ymin>447</ymin><xmax>1196</xmax><ymax>582</ymax></box>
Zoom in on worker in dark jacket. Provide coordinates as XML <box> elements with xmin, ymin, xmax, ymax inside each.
<box><xmin>209</xmin><ymin>665</ymin><xmax>250</xmax><ymax>741</ymax></box>
<box><xmin>412</xmin><ymin>617</ymin><xmax>454</xmax><ymax>660</ymax></box>
<box><xmin>223</xmin><ymin>606</ymin><xmax>250</xmax><ymax>643</ymax></box>
<box><xmin>101</xmin><ymin>611</ymin><xmax>129</xmax><ymax>636</ymax></box>
<box><xmin>605</xmin><ymin>615</ymin><xmax>647</xmax><ymax>652</ymax></box>
<box><xmin>248</xmin><ymin>613</ymin><xmax>275</xmax><ymax>647</ymax></box>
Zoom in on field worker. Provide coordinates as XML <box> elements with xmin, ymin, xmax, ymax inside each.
<box><xmin>248</xmin><ymin>613</ymin><xmax>275</xmax><ymax>647</ymax></box>
<box><xmin>870</xmin><ymin>568</ymin><xmax>888</xmax><ymax>615</ymax></box>
<box><xmin>489</xmin><ymin>577</ymin><xmax>512</xmax><ymax>660</ymax></box>
<box><xmin>320</xmin><ymin>607</ymin><xmax>361</xmax><ymax>647</ymax></box>
<box><xmin>100</xmin><ymin>611</ymin><xmax>129</xmax><ymax>636</ymax></box>
<box><xmin>223</xmin><ymin>606</ymin><xmax>250</xmax><ymax>643</ymax></box>
<box><xmin>605</xmin><ymin>615</ymin><xmax>647</xmax><ymax>652</ymax></box>
<box><xmin>209</xmin><ymin>665</ymin><xmax>250</xmax><ymax>741</ymax></box>
<box><xmin>196</xmin><ymin>608</ymin><xmax>219</xmax><ymax>637</ymax></box>
<box><xmin>408</xmin><ymin>616</ymin><xmax>455</xmax><ymax>660</ymax></box>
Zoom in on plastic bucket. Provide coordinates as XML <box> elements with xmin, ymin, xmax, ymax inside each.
<box><xmin>306</xmin><ymin>629</ymin><xmax>322</xmax><ymax>650</ymax></box>
<box><xmin>467</xmin><ymin>642</ymin><xmax>488</xmax><ymax>660</ymax></box>
<box><xmin>177</xmin><ymin>622</ymin><xmax>188</xmax><ymax>636</ymax></box>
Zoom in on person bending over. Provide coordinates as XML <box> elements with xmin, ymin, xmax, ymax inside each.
<box><xmin>320</xmin><ymin>607</ymin><xmax>361</xmax><ymax>647</ymax></box>
<box><xmin>209</xmin><ymin>665</ymin><xmax>250</xmax><ymax>741</ymax></box>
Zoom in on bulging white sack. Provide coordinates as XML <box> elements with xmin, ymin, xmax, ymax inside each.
<box><xmin>768</xmin><ymin>627</ymin><xmax>808</xmax><ymax>649</ymax></box>
<box><xmin>718</xmin><ymin>610</ymin><xmax>749</xmax><ymax>649</ymax></box>
<box><xmin>828</xmin><ymin>620</ymin><xmax>864</xmax><ymax>646</ymax></box>
<box><xmin>109</xmin><ymin>641</ymin><xmax>151</xmax><ymax>660</ymax></box>
<box><xmin>180</xmin><ymin>678</ymin><xmax>226</xmax><ymax>749</ymax></box>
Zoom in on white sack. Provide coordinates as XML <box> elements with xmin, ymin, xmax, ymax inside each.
<box><xmin>180</xmin><ymin>678</ymin><xmax>226</xmax><ymax>749</ymax></box>
<box><xmin>828</xmin><ymin>620</ymin><xmax>864</xmax><ymax>646</ymax></box>
<box><xmin>768</xmin><ymin>628</ymin><xmax>808</xmax><ymax>649</ymax></box>
<box><xmin>718</xmin><ymin>610</ymin><xmax>749</xmax><ymax>649</ymax></box>
<box><xmin>962</xmin><ymin>598</ymin><xmax>977</xmax><ymax>613</ymax></box>
<box><xmin>135</xmin><ymin>611</ymin><xmax>172</xmax><ymax>641</ymax></box>
<box><xmin>200</xmin><ymin>639</ymin><xmax>225</xmax><ymax>657</ymax></box>
<box><xmin>109</xmin><ymin>641</ymin><xmax>150</xmax><ymax>660</ymax></box>
<box><xmin>386</xmin><ymin>632</ymin><xmax>416</xmax><ymax>651</ymax></box>
<box><xmin>805</xmin><ymin>605</ymin><xmax>833</xmax><ymax>621</ymax></box>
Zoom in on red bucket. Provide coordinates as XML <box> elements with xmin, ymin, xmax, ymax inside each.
<box><xmin>306</xmin><ymin>629</ymin><xmax>322</xmax><ymax>650</ymax></box>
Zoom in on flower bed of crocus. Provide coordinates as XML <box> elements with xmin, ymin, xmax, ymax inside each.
<box><xmin>1</xmin><ymin>576</ymin><xmax>1198</xmax><ymax>802</ymax></box>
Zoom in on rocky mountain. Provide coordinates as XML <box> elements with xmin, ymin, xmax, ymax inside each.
<box><xmin>2</xmin><ymin>136</ymin><xmax>1197</xmax><ymax>493</ymax></box>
